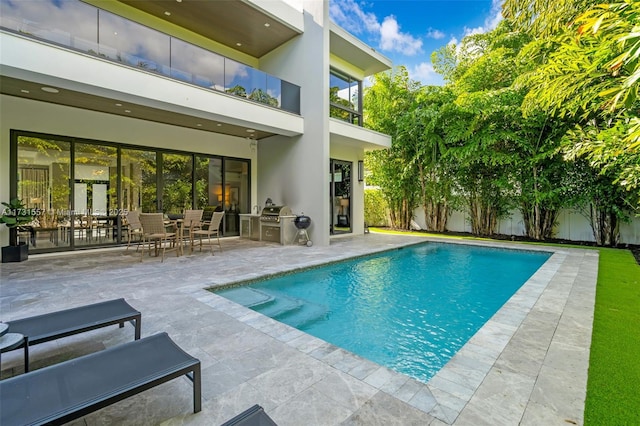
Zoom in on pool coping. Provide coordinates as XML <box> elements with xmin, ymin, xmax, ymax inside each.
<box><xmin>199</xmin><ymin>238</ymin><xmax>596</xmax><ymax>425</ymax></box>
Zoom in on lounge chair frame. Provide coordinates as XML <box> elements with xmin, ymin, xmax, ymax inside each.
<box><xmin>0</xmin><ymin>332</ymin><xmax>201</xmax><ymax>426</ymax></box>
<box><xmin>4</xmin><ymin>298</ymin><xmax>141</xmax><ymax>372</ymax></box>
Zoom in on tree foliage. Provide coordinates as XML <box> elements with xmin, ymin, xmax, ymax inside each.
<box><xmin>364</xmin><ymin>67</ymin><xmax>422</xmax><ymax>229</ymax></box>
<box><xmin>362</xmin><ymin>0</ymin><xmax>637</xmax><ymax>245</ymax></box>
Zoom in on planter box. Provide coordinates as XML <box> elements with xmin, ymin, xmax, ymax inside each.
<box><xmin>2</xmin><ymin>243</ymin><xmax>28</xmax><ymax>263</ymax></box>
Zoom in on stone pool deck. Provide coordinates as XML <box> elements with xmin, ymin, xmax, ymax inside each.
<box><xmin>0</xmin><ymin>233</ymin><xmax>597</xmax><ymax>425</ymax></box>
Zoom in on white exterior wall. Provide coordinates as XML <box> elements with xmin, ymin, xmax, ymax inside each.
<box><xmin>0</xmin><ymin>95</ymin><xmax>257</xmax><ymax>247</ymax></box>
<box><xmin>256</xmin><ymin>1</ymin><xmax>331</xmax><ymax>246</ymax></box>
<box><xmin>412</xmin><ymin>206</ymin><xmax>640</xmax><ymax>245</ymax></box>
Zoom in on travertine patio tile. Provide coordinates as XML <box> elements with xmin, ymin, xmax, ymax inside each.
<box><xmin>529</xmin><ymin>365</ymin><xmax>586</xmax><ymax>424</ymax></box>
<box><xmin>270</xmin><ymin>386</ymin><xmax>354</xmax><ymax>426</ymax></box>
<box><xmin>378</xmin><ymin>370</ymin><xmax>410</xmax><ymax>394</ymax></box>
<box><xmin>408</xmin><ymin>386</ymin><xmax>437</xmax><ymax>412</ymax></box>
<box><xmin>0</xmin><ymin>235</ymin><xmax>596</xmax><ymax>425</ymax></box>
<box><xmin>312</xmin><ymin>370</ymin><xmax>378</xmax><ymax>411</ymax></box>
<box><xmin>428</xmin><ymin>374</ymin><xmax>476</xmax><ymax>401</ymax></box>
<box><xmin>341</xmin><ymin>391</ymin><xmax>436</xmax><ymax>426</ymax></box>
<box><xmin>392</xmin><ymin>378</ymin><xmax>424</xmax><ymax>403</ymax></box>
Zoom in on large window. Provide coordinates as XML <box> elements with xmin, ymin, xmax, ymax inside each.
<box><xmin>329</xmin><ymin>69</ymin><xmax>362</xmax><ymax>126</ymax></box>
<box><xmin>17</xmin><ymin>135</ymin><xmax>71</xmax><ymax>249</ymax></box>
<box><xmin>11</xmin><ymin>131</ymin><xmax>250</xmax><ymax>253</ymax></box>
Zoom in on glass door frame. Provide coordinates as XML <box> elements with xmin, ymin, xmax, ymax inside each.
<box><xmin>329</xmin><ymin>158</ymin><xmax>352</xmax><ymax>235</ymax></box>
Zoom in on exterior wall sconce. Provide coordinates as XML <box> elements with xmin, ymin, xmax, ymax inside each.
<box><xmin>358</xmin><ymin>160</ymin><xmax>364</xmax><ymax>182</ymax></box>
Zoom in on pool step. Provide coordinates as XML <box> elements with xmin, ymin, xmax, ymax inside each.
<box><xmin>217</xmin><ymin>287</ymin><xmax>329</xmax><ymax>329</ymax></box>
<box><xmin>254</xmin><ymin>294</ymin><xmax>302</xmax><ymax>318</ymax></box>
<box><xmin>275</xmin><ymin>301</ymin><xmax>329</xmax><ymax>329</ymax></box>
<box><xmin>216</xmin><ymin>287</ymin><xmax>274</xmax><ymax>308</ymax></box>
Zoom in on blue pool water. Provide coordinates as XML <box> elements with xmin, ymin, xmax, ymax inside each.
<box><xmin>215</xmin><ymin>242</ymin><xmax>551</xmax><ymax>383</ymax></box>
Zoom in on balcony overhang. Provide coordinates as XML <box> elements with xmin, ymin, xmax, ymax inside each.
<box><xmin>330</xmin><ymin>22</ymin><xmax>392</xmax><ymax>77</ymax></box>
<box><xmin>116</xmin><ymin>0</ymin><xmax>303</xmax><ymax>58</ymax></box>
<box><xmin>0</xmin><ymin>33</ymin><xmax>303</xmax><ymax>139</ymax></box>
<box><xmin>330</xmin><ymin>119</ymin><xmax>391</xmax><ymax>150</ymax></box>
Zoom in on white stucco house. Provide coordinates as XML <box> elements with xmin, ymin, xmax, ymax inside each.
<box><xmin>0</xmin><ymin>0</ymin><xmax>392</xmax><ymax>257</ymax></box>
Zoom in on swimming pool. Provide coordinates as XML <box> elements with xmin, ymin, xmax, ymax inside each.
<box><xmin>214</xmin><ymin>242</ymin><xmax>551</xmax><ymax>383</ymax></box>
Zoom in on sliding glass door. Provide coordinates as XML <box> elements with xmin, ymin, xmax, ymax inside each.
<box><xmin>329</xmin><ymin>159</ymin><xmax>352</xmax><ymax>234</ymax></box>
<box><xmin>12</xmin><ymin>130</ymin><xmax>252</xmax><ymax>252</ymax></box>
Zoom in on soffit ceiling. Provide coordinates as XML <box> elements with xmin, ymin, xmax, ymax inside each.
<box><xmin>0</xmin><ymin>76</ymin><xmax>274</xmax><ymax>140</ymax></box>
<box><xmin>118</xmin><ymin>0</ymin><xmax>299</xmax><ymax>58</ymax></box>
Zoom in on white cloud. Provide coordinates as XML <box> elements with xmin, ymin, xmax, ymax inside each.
<box><xmin>462</xmin><ymin>0</ymin><xmax>503</xmax><ymax>36</ymax></box>
<box><xmin>330</xmin><ymin>0</ymin><xmax>422</xmax><ymax>56</ymax></box>
<box><xmin>329</xmin><ymin>0</ymin><xmax>380</xmax><ymax>34</ymax></box>
<box><xmin>379</xmin><ymin>16</ymin><xmax>423</xmax><ymax>56</ymax></box>
<box><xmin>448</xmin><ymin>37</ymin><xmax>459</xmax><ymax>47</ymax></box>
<box><xmin>426</xmin><ymin>28</ymin><xmax>446</xmax><ymax>40</ymax></box>
<box><xmin>409</xmin><ymin>62</ymin><xmax>443</xmax><ymax>86</ymax></box>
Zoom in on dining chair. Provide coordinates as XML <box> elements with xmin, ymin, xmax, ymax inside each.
<box><xmin>139</xmin><ymin>213</ymin><xmax>178</xmax><ymax>262</ymax></box>
<box><xmin>192</xmin><ymin>211</ymin><xmax>224</xmax><ymax>255</ymax></box>
<box><xmin>180</xmin><ymin>209</ymin><xmax>203</xmax><ymax>254</ymax></box>
<box><xmin>125</xmin><ymin>210</ymin><xmax>143</xmax><ymax>251</ymax></box>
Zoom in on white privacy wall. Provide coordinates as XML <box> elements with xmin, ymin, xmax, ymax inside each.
<box><xmin>414</xmin><ymin>207</ymin><xmax>640</xmax><ymax>245</ymax></box>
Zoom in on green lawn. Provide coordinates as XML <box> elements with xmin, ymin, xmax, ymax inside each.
<box><xmin>584</xmin><ymin>248</ymin><xmax>640</xmax><ymax>425</ymax></box>
<box><xmin>370</xmin><ymin>228</ymin><xmax>640</xmax><ymax>424</ymax></box>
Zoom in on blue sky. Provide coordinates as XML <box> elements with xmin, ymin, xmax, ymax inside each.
<box><xmin>329</xmin><ymin>0</ymin><xmax>503</xmax><ymax>86</ymax></box>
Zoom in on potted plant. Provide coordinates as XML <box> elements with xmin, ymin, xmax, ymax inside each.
<box><xmin>1</xmin><ymin>198</ymin><xmax>36</xmax><ymax>262</ymax></box>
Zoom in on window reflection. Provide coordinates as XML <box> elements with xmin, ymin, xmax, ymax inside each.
<box><xmin>98</xmin><ymin>9</ymin><xmax>169</xmax><ymax>72</ymax></box>
<box><xmin>161</xmin><ymin>153</ymin><xmax>193</xmax><ymax>215</ymax></box>
<box><xmin>171</xmin><ymin>38</ymin><xmax>224</xmax><ymax>89</ymax></box>
<box><xmin>17</xmin><ymin>135</ymin><xmax>71</xmax><ymax>249</ymax></box>
<box><xmin>0</xmin><ymin>0</ymin><xmax>97</xmax><ymax>50</ymax></box>
<box><xmin>329</xmin><ymin>69</ymin><xmax>362</xmax><ymax>126</ymax></box>
<box><xmin>0</xmin><ymin>0</ymin><xmax>300</xmax><ymax>113</ymax></box>
<box><xmin>121</xmin><ymin>148</ymin><xmax>157</xmax><ymax>213</ymax></box>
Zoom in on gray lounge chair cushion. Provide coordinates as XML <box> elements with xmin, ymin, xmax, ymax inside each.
<box><xmin>221</xmin><ymin>404</ymin><xmax>278</xmax><ymax>426</ymax></box>
<box><xmin>0</xmin><ymin>332</ymin><xmax>200</xmax><ymax>426</ymax></box>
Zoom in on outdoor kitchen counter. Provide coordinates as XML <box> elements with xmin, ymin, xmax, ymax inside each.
<box><xmin>240</xmin><ymin>214</ymin><xmax>297</xmax><ymax>245</ymax></box>
<box><xmin>239</xmin><ymin>214</ymin><xmax>261</xmax><ymax>241</ymax></box>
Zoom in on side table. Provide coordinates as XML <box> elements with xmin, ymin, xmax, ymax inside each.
<box><xmin>0</xmin><ymin>323</ymin><xmax>29</xmax><ymax>374</ymax></box>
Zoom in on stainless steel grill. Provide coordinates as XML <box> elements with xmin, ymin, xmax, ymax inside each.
<box><xmin>259</xmin><ymin>205</ymin><xmax>294</xmax><ymax>244</ymax></box>
<box><xmin>260</xmin><ymin>206</ymin><xmax>292</xmax><ymax>223</ymax></box>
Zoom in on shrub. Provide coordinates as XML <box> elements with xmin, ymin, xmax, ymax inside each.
<box><xmin>364</xmin><ymin>189</ymin><xmax>389</xmax><ymax>226</ymax></box>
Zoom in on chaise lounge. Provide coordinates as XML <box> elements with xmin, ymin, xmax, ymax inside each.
<box><xmin>0</xmin><ymin>332</ymin><xmax>201</xmax><ymax>426</ymax></box>
<box><xmin>2</xmin><ymin>298</ymin><xmax>141</xmax><ymax>372</ymax></box>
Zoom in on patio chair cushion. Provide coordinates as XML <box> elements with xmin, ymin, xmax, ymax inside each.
<box><xmin>0</xmin><ymin>332</ymin><xmax>201</xmax><ymax>426</ymax></box>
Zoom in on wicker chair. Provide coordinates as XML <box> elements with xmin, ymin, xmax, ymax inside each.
<box><xmin>192</xmin><ymin>211</ymin><xmax>224</xmax><ymax>255</ymax></box>
<box><xmin>125</xmin><ymin>210</ymin><xmax>144</xmax><ymax>251</ymax></box>
<box><xmin>139</xmin><ymin>213</ymin><xmax>177</xmax><ymax>262</ymax></box>
<box><xmin>180</xmin><ymin>209</ymin><xmax>203</xmax><ymax>253</ymax></box>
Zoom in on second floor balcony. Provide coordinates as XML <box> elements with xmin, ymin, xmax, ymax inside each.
<box><xmin>0</xmin><ymin>0</ymin><xmax>300</xmax><ymax>115</ymax></box>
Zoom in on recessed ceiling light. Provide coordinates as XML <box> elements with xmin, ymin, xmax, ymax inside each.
<box><xmin>246</xmin><ymin>129</ymin><xmax>255</xmax><ymax>133</ymax></box>
<box><xmin>41</xmin><ymin>87</ymin><xmax>59</xmax><ymax>93</ymax></box>
<box><xmin>236</xmin><ymin>42</ymin><xmax>242</xmax><ymax>46</ymax></box>
<box><xmin>115</xmin><ymin>103</ymin><xmax>122</xmax><ymax>107</ymax></box>
<box><xmin>20</xmin><ymin>89</ymin><xmax>30</xmax><ymax>94</ymax></box>
<box><xmin>176</xmin><ymin>0</ymin><xmax>182</xmax><ymax>2</ymax></box>
<box><xmin>216</xmin><ymin>123</ymin><xmax>222</xmax><ymax>127</ymax></box>
<box><xmin>196</xmin><ymin>123</ymin><xmax>202</xmax><ymax>127</ymax></box>
<box><xmin>264</xmin><ymin>23</ymin><xmax>271</xmax><ymax>27</ymax></box>
<box><xmin>124</xmin><ymin>109</ymin><xmax>131</xmax><ymax>113</ymax></box>
<box><xmin>164</xmin><ymin>11</ymin><xmax>171</xmax><ymax>16</ymax></box>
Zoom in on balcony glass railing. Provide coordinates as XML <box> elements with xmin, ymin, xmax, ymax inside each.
<box><xmin>0</xmin><ymin>0</ymin><xmax>300</xmax><ymax>114</ymax></box>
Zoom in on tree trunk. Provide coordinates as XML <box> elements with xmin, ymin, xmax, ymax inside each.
<box><xmin>521</xmin><ymin>202</ymin><xmax>558</xmax><ymax>240</ymax></box>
